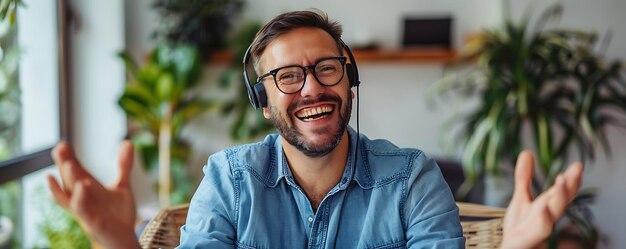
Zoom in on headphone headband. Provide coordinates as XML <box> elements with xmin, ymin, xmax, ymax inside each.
<box><xmin>243</xmin><ymin>39</ymin><xmax>360</xmax><ymax>109</ymax></box>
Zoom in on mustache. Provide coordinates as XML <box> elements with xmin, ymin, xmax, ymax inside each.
<box><xmin>287</xmin><ymin>93</ymin><xmax>342</xmax><ymax>114</ymax></box>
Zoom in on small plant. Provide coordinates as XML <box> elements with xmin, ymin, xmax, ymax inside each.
<box><xmin>41</xmin><ymin>204</ymin><xmax>91</xmax><ymax>249</ymax></box>
<box><xmin>29</xmin><ymin>184</ymin><xmax>91</xmax><ymax>249</ymax></box>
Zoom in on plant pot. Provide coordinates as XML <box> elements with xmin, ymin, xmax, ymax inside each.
<box><xmin>555</xmin><ymin>222</ymin><xmax>598</xmax><ymax>249</ymax></box>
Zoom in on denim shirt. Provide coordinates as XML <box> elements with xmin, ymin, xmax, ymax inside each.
<box><xmin>179</xmin><ymin>128</ymin><xmax>464</xmax><ymax>248</ymax></box>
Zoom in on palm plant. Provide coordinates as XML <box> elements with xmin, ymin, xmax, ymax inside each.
<box><xmin>434</xmin><ymin>4</ymin><xmax>625</xmax><ymax>246</ymax></box>
<box><xmin>118</xmin><ymin>44</ymin><xmax>216</xmax><ymax>207</ymax></box>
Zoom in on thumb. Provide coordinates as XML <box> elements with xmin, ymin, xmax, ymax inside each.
<box><xmin>114</xmin><ymin>140</ymin><xmax>134</xmax><ymax>189</ymax></box>
<box><xmin>512</xmin><ymin>150</ymin><xmax>534</xmax><ymax>203</ymax></box>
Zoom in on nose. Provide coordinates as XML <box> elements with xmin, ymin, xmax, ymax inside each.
<box><xmin>299</xmin><ymin>69</ymin><xmax>325</xmax><ymax>98</ymax></box>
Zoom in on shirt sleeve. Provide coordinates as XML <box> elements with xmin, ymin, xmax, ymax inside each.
<box><xmin>177</xmin><ymin>151</ymin><xmax>237</xmax><ymax>249</ymax></box>
<box><xmin>404</xmin><ymin>152</ymin><xmax>465</xmax><ymax>249</ymax></box>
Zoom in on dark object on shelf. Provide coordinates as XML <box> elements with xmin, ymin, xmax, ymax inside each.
<box><xmin>402</xmin><ymin>17</ymin><xmax>452</xmax><ymax>49</ymax></box>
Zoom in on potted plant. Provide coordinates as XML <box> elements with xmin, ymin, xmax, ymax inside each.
<box><xmin>433</xmin><ymin>3</ymin><xmax>625</xmax><ymax>248</ymax></box>
<box><xmin>118</xmin><ymin>44</ymin><xmax>216</xmax><ymax>207</ymax></box>
<box><xmin>152</xmin><ymin>0</ymin><xmax>244</xmax><ymax>61</ymax></box>
<box><xmin>119</xmin><ymin>0</ymin><xmax>246</xmax><ymax>208</ymax></box>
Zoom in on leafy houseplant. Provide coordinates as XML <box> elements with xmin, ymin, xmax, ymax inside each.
<box><xmin>118</xmin><ymin>44</ymin><xmax>216</xmax><ymax>207</ymax></box>
<box><xmin>153</xmin><ymin>0</ymin><xmax>244</xmax><ymax>61</ymax></box>
<box><xmin>434</xmin><ymin>4</ymin><xmax>625</xmax><ymax>247</ymax></box>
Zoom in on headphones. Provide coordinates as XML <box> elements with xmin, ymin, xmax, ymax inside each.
<box><xmin>242</xmin><ymin>39</ymin><xmax>360</xmax><ymax>109</ymax></box>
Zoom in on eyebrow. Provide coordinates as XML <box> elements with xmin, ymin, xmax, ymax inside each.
<box><xmin>271</xmin><ymin>55</ymin><xmax>342</xmax><ymax>70</ymax></box>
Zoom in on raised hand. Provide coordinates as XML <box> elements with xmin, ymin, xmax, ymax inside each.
<box><xmin>47</xmin><ymin>141</ymin><xmax>140</xmax><ymax>249</ymax></box>
<box><xmin>501</xmin><ymin>151</ymin><xmax>583</xmax><ymax>249</ymax></box>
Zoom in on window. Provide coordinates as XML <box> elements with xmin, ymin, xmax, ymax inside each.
<box><xmin>0</xmin><ymin>0</ymin><xmax>70</xmax><ymax>247</ymax></box>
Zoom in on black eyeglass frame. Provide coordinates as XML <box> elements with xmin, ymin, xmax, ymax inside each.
<box><xmin>257</xmin><ymin>56</ymin><xmax>347</xmax><ymax>94</ymax></box>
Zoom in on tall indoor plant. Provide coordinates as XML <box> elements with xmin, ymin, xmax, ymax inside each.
<box><xmin>120</xmin><ymin>0</ymin><xmax>244</xmax><ymax>207</ymax></box>
<box><xmin>118</xmin><ymin>44</ymin><xmax>215</xmax><ymax>207</ymax></box>
<box><xmin>434</xmin><ymin>3</ymin><xmax>625</xmax><ymax>247</ymax></box>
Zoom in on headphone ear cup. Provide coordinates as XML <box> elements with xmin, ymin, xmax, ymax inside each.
<box><xmin>253</xmin><ymin>82</ymin><xmax>268</xmax><ymax>108</ymax></box>
<box><xmin>245</xmin><ymin>78</ymin><xmax>259</xmax><ymax>109</ymax></box>
<box><xmin>346</xmin><ymin>63</ymin><xmax>357</xmax><ymax>87</ymax></box>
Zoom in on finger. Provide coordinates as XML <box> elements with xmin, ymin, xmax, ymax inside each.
<box><xmin>114</xmin><ymin>141</ymin><xmax>134</xmax><ymax>189</ymax></box>
<box><xmin>52</xmin><ymin>142</ymin><xmax>94</xmax><ymax>189</ymax></box>
<box><xmin>69</xmin><ymin>180</ymin><xmax>96</xmax><ymax>235</ymax></box>
<box><xmin>52</xmin><ymin>142</ymin><xmax>75</xmax><ymax>188</ymax></box>
<box><xmin>512</xmin><ymin>150</ymin><xmax>535</xmax><ymax>203</ymax></box>
<box><xmin>70</xmin><ymin>179</ymin><xmax>102</xmax><ymax>218</ymax></box>
<box><xmin>539</xmin><ymin>174</ymin><xmax>570</xmax><ymax>219</ymax></box>
<box><xmin>563</xmin><ymin>162</ymin><xmax>583</xmax><ymax>201</ymax></box>
<box><xmin>47</xmin><ymin>175</ymin><xmax>70</xmax><ymax>209</ymax></box>
<box><xmin>52</xmin><ymin>141</ymin><xmax>81</xmax><ymax>167</ymax></box>
<box><xmin>61</xmin><ymin>160</ymin><xmax>93</xmax><ymax>192</ymax></box>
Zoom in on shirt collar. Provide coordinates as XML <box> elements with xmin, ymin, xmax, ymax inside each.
<box><xmin>269</xmin><ymin>126</ymin><xmax>362</xmax><ymax>189</ymax></box>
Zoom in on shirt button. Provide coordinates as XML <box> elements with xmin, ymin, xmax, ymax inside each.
<box><xmin>307</xmin><ymin>216</ymin><xmax>314</xmax><ymax>222</ymax></box>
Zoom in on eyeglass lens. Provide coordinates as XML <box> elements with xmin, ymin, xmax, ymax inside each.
<box><xmin>274</xmin><ymin>57</ymin><xmax>344</xmax><ymax>93</ymax></box>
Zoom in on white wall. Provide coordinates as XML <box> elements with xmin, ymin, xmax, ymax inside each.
<box><xmin>121</xmin><ymin>1</ymin><xmax>626</xmax><ymax>248</ymax></box>
<box><xmin>241</xmin><ymin>0</ymin><xmax>503</xmax><ymax>50</ymax></box>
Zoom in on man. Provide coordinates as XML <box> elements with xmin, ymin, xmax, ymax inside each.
<box><xmin>48</xmin><ymin>10</ymin><xmax>583</xmax><ymax>249</ymax></box>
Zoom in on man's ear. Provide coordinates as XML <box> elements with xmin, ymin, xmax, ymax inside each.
<box><xmin>263</xmin><ymin>107</ymin><xmax>271</xmax><ymax>119</ymax></box>
<box><xmin>351</xmin><ymin>90</ymin><xmax>355</xmax><ymax>99</ymax></box>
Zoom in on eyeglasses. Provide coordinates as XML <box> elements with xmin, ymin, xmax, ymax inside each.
<box><xmin>258</xmin><ymin>56</ymin><xmax>347</xmax><ymax>94</ymax></box>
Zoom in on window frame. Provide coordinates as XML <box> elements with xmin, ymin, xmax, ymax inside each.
<box><xmin>0</xmin><ymin>0</ymin><xmax>71</xmax><ymax>184</ymax></box>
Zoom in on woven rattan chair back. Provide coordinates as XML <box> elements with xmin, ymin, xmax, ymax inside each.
<box><xmin>457</xmin><ymin>202</ymin><xmax>506</xmax><ymax>248</ymax></box>
<box><xmin>138</xmin><ymin>202</ymin><xmax>505</xmax><ymax>249</ymax></box>
<box><xmin>139</xmin><ymin>204</ymin><xmax>189</xmax><ymax>249</ymax></box>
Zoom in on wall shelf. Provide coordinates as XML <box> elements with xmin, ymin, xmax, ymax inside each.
<box><xmin>209</xmin><ymin>48</ymin><xmax>458</xmax><ymax>64</ymax></box>
<box><xmin>351</xmin><ymin>48</ymin><xmax>457</xmax><ymax>63</ymax></box>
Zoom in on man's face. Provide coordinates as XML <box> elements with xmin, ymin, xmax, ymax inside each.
<box><xmin>259</xmin><ymin>27</ymin><xmax>353</xmax><ymax>157</ymax></box>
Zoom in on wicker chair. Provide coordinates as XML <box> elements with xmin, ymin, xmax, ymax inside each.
<box><xmin>139</xmin><ymin>202</ymin><xmax>505</xmax><ymax>249</ymax></box>
<box><xmin>139</xmin><ymin>204</ymin><xmax>189</xmax><ymax>249</ymax></box>
<box><xmin>457</xmin><ymin>202</ymin><xmax>506</xmax><ymax>248</ymax></box>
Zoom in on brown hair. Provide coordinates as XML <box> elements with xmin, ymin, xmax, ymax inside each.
<box><xmin>250</xmin><ymin>9</ymin><xmax>343</xmax><ymax>73</ymax></box>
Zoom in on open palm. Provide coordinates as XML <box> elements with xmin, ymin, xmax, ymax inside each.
<box><xmin>48</xmin><ymin>141</ymin><xmax>140</xmax><ymax>249</ymax></box>
<box><xmin>501</xmin><ymin>151</ymin><xmax>583</xmax><ymax>249</ymax></box>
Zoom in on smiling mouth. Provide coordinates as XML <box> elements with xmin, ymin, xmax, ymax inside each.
<box><xmin>295</xmin><ymin>105</ymin><xmax>334</xmax><ymax>122</ymax></box>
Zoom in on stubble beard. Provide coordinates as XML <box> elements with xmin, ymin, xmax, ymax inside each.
<box><xmin>269</xmin><ymin>88</ymin><xmax>352</xmax><ymax>158</ymax></box>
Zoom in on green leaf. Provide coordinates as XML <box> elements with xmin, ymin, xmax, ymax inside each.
<box><xmin>117</xmin><ymin>51</ymin><xmax>140</xmax><ymax>80</ymax></box>
<box><xmin>137</xmin><ymin>62</ymin><xmax>163</xmax><ymax>89</ymax></box>
<box><xmin>118</xmin><ymin>90</ymin><xmax>158</xmax><ymax>125</ymax></box>
<box><xmin>156</xmin><ymin>72</ymin><xmax>175</xmax><ymax>101</ymax></box>
<box><xmin>155</xmin><ymin>43</ymin><xmax>201</xmax><ymax>88</ymax></box>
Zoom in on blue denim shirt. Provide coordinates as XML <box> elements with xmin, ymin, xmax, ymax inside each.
<box><xmin>179</xmin><ymin>128</ymin><xmax>464</xmax><ymax>248</ymax></box>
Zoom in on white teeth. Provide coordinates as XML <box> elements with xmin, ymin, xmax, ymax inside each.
<box><xmin>296</xmin><ymin>105</ymin><xmax>334</xmax><ymax>120</ymax></box>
